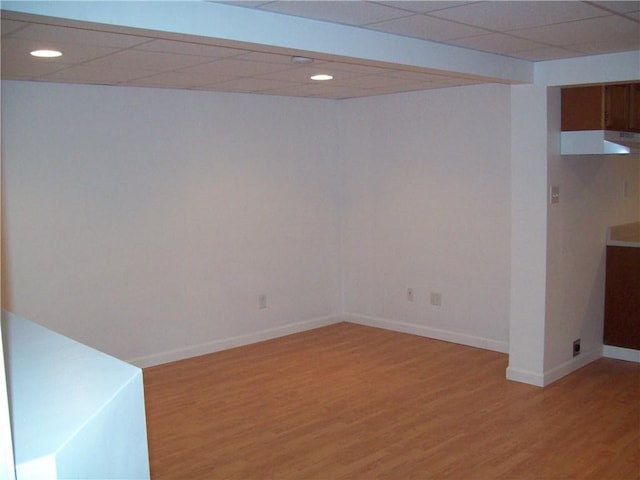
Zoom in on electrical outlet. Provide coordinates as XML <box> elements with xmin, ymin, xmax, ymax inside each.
<box><xmin>430</xmin><ymin>292</ymin><xmax>442</xmax><ymax>306</ymax></box>
<box><xmin>573</xmin><ymin>339</ymin><xmax>581</xmax><ymax>357</ymax></box>
<box><xmin>259</xmin><ymin>294</ymin><xmax>267</xmax><ymax>310</ymax></box>
<box><xmin>407</xmin><ymin>288</ymin><xmax>414</xmax><ymax>302</ymax></box>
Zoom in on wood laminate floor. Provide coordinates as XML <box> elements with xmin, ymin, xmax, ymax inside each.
<box><xmin>144</xmin><ymin>322</ymin><xmax>639</xmax><ymax>479</ymax></box>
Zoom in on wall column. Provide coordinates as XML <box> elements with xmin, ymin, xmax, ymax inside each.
<box><xmin>507</xmin><ymin>84</ymin><xmax>549</xmax><ymax>386</ymax></box>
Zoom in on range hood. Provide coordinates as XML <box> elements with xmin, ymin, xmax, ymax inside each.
<box><xmin>561</xmin><ymin>130</ymin><xmax>640</xmax><ymax>155</ymax></box>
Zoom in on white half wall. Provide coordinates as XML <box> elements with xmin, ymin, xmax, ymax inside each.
<box><xmin>340</xmin><ymin>84</ymin><xmax>511</xmax><ymax>353</ymax></box>
<box><xmin>1</xmin><ymin>81</ymin><xmax>343</xmax><ymax>363</ymax></box>
<box><xmin>4</xmin><ymin>311</ymin><xmax>149</xmax><ymax>479</ymax></box>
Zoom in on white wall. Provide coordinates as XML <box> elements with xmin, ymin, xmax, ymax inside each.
<box><xmin>5</xmin><ymin>78</ymin><xmax>636</xmax><ymax>384</ymax></box>
<box><xmin>536</xmin><ymin>55</ymin><xmax>640</xmax><ymax>384</ymax></box>
<box><xmin>0</xmin><ymin>78</ymin><xmax>16</xmax><ymax>480</ymax></box>
<box><xmin>1</xmin><ymin>81</ymin><xmax>343</xmax><ymax>365</ymax></box>
<box><xmin>545</xmin><ymin>150</ymin><xmax>639</xmax><ymax>374</ymax></box>
<box><xmin>506</xmin><ymin>84</ymin><xmax>549</xmax><ymax>386</ymax></box>
<box><xmin>5</xmin><ymin>311</ymin><xmax>149</xmax><ymax>479</ymax></box>
<box><xmin>340</xmin><ymin>84</ymin><xmax>511</xmax><ymax>352</ymax></box>
<box><xmin>0</xmin><ymin>321</ymin><xmax>15</xmax><ymax>480</ymax></box>
<box><xmin>3</xmin><ymin>81</ymin><xmax>513</xmax><ymax>366</ymax></box>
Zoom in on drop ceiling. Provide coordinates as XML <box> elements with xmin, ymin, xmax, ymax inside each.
<box><xmin>1</xmin><ymin>1</ymin><xmax>639</xmax><ymax>99</ymax></box>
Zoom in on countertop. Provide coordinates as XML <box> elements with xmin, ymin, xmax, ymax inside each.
<box><xmin>607</xmin><ymin>222</ymin><xmax>640</xmax><ymax>247</ymax></box>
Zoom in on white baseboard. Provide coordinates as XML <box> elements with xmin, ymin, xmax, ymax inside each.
<box><xmin>505</xmin><ymin>366</ymin><xmax>544</xmax><ymax>387</ymax></box>
<box><xmin>342</xmin><ymin>313</ymin><xmax>509</xmax><ymax>354</ymax></box>
<box><xmin>603</xmin><ymin>345</ymin><xmax>640</xmax><ymax>363</ymax></box>
<box><xmin>542</xmin><ymin>346</ymin><xmax>602</xmax><ymax>386</ymax></box>
<box><xmin>507</xmin><ymin>348</ymin><xmax>602</xmax><ymax>387</ymax></box>
<box><xmin>128</xmin><ymin>314</ymin><xmax>342</xmax><ymax>368</ymax></box>
<box><xmin>507</xmin><ymin>346</ymin><xmax>602</xmax><ymax>388</ymax></box>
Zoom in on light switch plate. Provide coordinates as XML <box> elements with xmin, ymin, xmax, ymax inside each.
<box><xmin>550</xmin><ymin>185</ymin><xmax>560</xmax><ymax>204</ymax></box>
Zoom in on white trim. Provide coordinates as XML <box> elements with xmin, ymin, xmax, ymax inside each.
<box><xmin>506</xmin><ymin>346</ymin><xmax>602</xmax><ymax>387</ymax></box>
<box><xmin>542</xmin><ymin>346</ymin><xmax>602</xmax><ymax>386</ymax></box>
<box><xmin>603</xmin><ymin>345</ymin><xmax>640</xmax><ymax>363</ymax></box>
<box><xmin>343</xmin><ymin>313</ymin><xmax>509</xmax><ymax>354</ymax></box>
<box><xmin>127</xmin><ymin>314</ymin><xmax>342</xmax><ymax>368</ymax></box>
<box><xmin>505</xmin><ymin>366</ymin><xmax>544</xmax><ymax>387</ymax></box>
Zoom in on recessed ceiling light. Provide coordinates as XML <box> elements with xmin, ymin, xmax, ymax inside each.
<box><xmin>30</xmin><ymin>49</ymin><xmax>63</xmax><ymax>58</ymax></box>
<box><xmin>311</xmin><ymin>74</ymin><xmax>333</xmax><ymax>81</ymax></box>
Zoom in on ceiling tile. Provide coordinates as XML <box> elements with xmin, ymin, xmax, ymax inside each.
<box><xmin>590</xmin><ymin>1</ymin><xmax>640</xmax><ymax>14</ymax></box>
<box><xmin>257</xmin><ymin>64</ymin><xmax>365</xmax><ymax>83</ymax></box>
<box><xmin>136</xmin><ymin>67</ymin><xmax>236</xmax><ymax>86</ymax></box>
<box><xmin>369</xmin><ymin>13</ymin><xmax>490</xmax><ymax>41</ymax></box>
<box><xmin>1</xmin><ymin>57</ymin><xmax>72</xmax><ymax>79</ymax></box>
<box><xmin>624</xmin><ymin>10</ymin><xmax>640</xmax><ymax>20</ymax></box>
<box><xmin>327</xmin><ymin>73</ymin><xmax>424</xmax><ymax>89</ymax></box>
<box><xmin>374</xmin><ymin>2</ymin><xmax>477</xmax><ymax>14</ymax></box>
<box><xmin>315</xmin><ymin>61</ymin><xmax>392</xmax><ymax>75</ymax></box>
<box><xmin>568</xmin><ymin>37</ymin><xmax>640</xmax><ymax>55</ymax></box>
<box><xmin>182</xmin><ymin>57</ymin><xmax>293</xmax><ymax>77</ymax></box>
<box><xmin>134</xmin><ymin>39</ymin><xmax>245</xmax><ymax>58</ymax></box>
<box><xmin>123</xmin><ymin>70</ymin><xmax>233</xmax><ymax>89</ymax></box>
<box><xmin>1</xmin><ymin>19</ymin><xmax>27</xmax><ymax>36</ymax></box>
<box><xmin>429</xmin><ymin>1</ymin><xmax>609</xmax><ymax>31</ymax></box>
<box><xmin>258</xmin><ymin>1</ymin><xmax>410</xmax><ymax>26</ymax></box>
<box><xmin>1</xmin><ymin>36</ymin><xmax>121</xmax><ymax>64</ymax></box>
<box><xmin>376</xmin><ymin>70</ymin><xmax>465</xmax><ymax>83</ymax></box>
<box><xmin>512</xmin><ymin>15</ymin><xmax>639</xmax><ymax>47</ymax></box>
<box><xmin>81</xmin><ymin>49</ymin><xmax>215</xmax><ymax>72</ymax></box>
<box><xmin>39</xmin><ymin>65</ymin><xmax>155</xmax><ymax>83</ymax></box>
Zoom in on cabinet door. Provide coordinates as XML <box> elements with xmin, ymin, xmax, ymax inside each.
<box><xmin>561</xmin><ymin>86</ymin><xmax>604</xmax><ymax>131</ymax></box>
<box><xmin>604</xmin><ymin>84</ymin><xmax>630</xmax><ymax>130</ymax></box>
<box><xmin>629</xmin><ymin>83</ymin><xmax>640</xmax><ymax>132</ymax></box>
<box><xmin>604</xmin><ymin>246</ymin><xmax>640</xmax><ymax>350</ymax></box>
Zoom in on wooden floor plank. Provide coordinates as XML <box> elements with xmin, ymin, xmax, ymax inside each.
<box><xmin>144</xmin><ymin>322</ymin><xmax>640</xmax><ymax>479</ymax></box>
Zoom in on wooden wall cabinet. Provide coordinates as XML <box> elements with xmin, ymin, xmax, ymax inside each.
<box><xmin>561</xmin><ymin>83</ymin><xmax>640</xmax><ymax>133</ymax></box>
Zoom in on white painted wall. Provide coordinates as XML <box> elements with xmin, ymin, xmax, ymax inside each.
<box><xmin>545</xmin><ymin>149</ymin><xmax>639</xmax><ymax>375</ymax></box>
<box><xmin>340</xmin><ymin>84</ymin><xmax>511</xmax><ymax>352</ymax></box>
<box><xmin>4</xmin><ymin>76</ymin><xmax>637</xmax><ymax>387</ymax></box>
<box><xmin>508</xmin><ymin>83</ymin><xmax>639</xmax><ymax>386</ymax></box>
<box><xmin>1</xmin><ymin>81</ymin><xmax>343</xmax><ymax>365</ymax></box>
<box><xmin>506</xmin><ymin>84</ymin><xmax>549</xmax><ymax>386</ymax></box>
<box><xmin>535</xmin><ymin>57</ymin><xmax>640</xmax><ymax>384</ymax></box>
<box><xmin>0</xmin><ymin>321</ymin><xmax>15</xmax><ymax>480</ymax></box>
<box><xmin>4</xmin><ymin>311</ymin><xmax>149</xmax><ymax>479</ymax></box>
<box><xmin>0</xmin><ymin>88</ymin><xmax>16</xmax><ymax>478</ymax></box>
<box><xmin>3</xmin><ymin>81</ymin><xmax>513</xmax><ymax>366</ymax></box>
